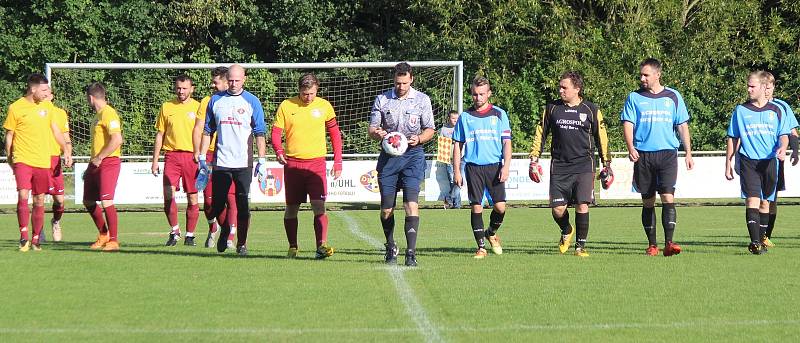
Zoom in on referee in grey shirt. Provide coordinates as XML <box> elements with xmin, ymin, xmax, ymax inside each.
<box><xmin>368</xmin><ymin>62</ymin><xmax>435</xmax><ymax>267</ymax></box>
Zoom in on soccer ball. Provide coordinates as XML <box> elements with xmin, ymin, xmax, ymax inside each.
<box><xmin>382</xmin><ymin>132</ymin><xmax>408</xmax><ymax>156</ymax></box>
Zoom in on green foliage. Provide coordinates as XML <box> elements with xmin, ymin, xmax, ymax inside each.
<box><xmin>2</xmin><ymin>1</ymin><xmax>800</xmax><ymax>154</ymax></box>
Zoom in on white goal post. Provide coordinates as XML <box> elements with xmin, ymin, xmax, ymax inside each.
<box><xmin>45</xmin><ymin>61</ymin><xmax>464</xmax><ymax>159</ymax></box>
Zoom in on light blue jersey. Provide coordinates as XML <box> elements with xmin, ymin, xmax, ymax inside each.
<box><xmin>772</xmin><ymin>98</ymin><xmax>798</xmax><ymax>130</ymax></box>
<box><xmin>727</xmin><ymin>102</ymin><xmax>791</xmax><ymax>160</ymax></box>
<box><xmin>204</xmin><ymin>90</ymin><xmax>267</xmax><ymax>169</ymax></box>
<box><xmin>620</xmin><ymin>87</ymin><xmax>690</xmax><ymax>151</ymax></box>
<box><xmin>452</xmin><ymin>105</ymin><xmax>512</xmax><ymax>166</ymax></box>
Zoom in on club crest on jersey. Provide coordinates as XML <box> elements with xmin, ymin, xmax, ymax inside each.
<box><xmin>664</xmin><ymin>99</ymin><xmax>671</xmax><ymax>107</ymax></box>
<box><xmin>491</xmin><ymin>116</ymin><xmax>497</xmax><ymax>126</ymax></box>
<box><xmin>579</xmin><ymin>113</ymin><xmax>588</xmax><ymax>122</ymax></box>
<box><xmin>38</xmin><ymin>110</ymin><xmax>47</xmax><ymax>117</ymax></box>
<box><xmin>188</xmin><ymin>112</ymin><xmax>196</xmax><ymax>120</ymax></box>
<box><xmin>237</xmin><ymin>108</ymin><xmax>245</xmax><ymax>115</ymax></box>
<box><xmin>312</xmin><ymin>109</ymin><xmax>321</xmax><ymax>118</ymax></box>
<box><xmin>409</xmin><ymin>116</ymin><xmax>418</xmax><ymax>125</ymax></box>
<box><xmin>768</xmin><ymin>111</ymin><xmax>774</xmax><ymax>121</ymax></box>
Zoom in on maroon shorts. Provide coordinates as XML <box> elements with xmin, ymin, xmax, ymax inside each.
<box><xmin>203</xmin><ymin>152</ymin><xmax>235</xmax><ymax>199</ymax></box>
<box><xmin>284</xmin><ymin>157</ymin><xmax>327</xmax><ymax>204</ymax></box>
<box><xmin>49</xmin><ymin>156</ymin><xmax>64</xmax><ymax>195</ymax></box>
<box><xmin>14</xmin><ymin>162</ymin><xmax>51</xmax><ymax>195</ymax></box>
<box><xmin>83</xmin><ymin>157</ymin><xmax>121</xmax><ymax>202</ymax></box>
<box><xmin>164</xmin><ymin>151</ymin><xmax>198</xmax><ymax>193</ymax></box>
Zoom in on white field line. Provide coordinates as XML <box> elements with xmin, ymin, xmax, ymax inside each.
<box><xmin>335</xmin><ymin>211</ymin><xmax>445</xmax><ymax>343</ymax></box>
<box><xmin>0</xmin><ymin>319</ymin><xmax>797</xmax><ymax>335</ymax></box>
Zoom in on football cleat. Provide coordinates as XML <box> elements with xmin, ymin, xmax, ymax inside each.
<box><xmin>486</xmin><ymin>232</ymin><xmax>503</xmax><ymax>255</ymax></box>
<box><xmin>165</xmin><ymin>232</ymin><xmax>180</xmax><ymax>246</ymax></box>
<box><xmin>216</xmin><ymin>226</ymin><xmax>230</xmax><ymax>253</ymax></box>
<box><xmin>19</xmin><ymin>239</ymin><xmax>31</xmax><ymax>252</ymax></box>
<box><xmin>204</xmin><ymin>231</ymin><xmax>216</xmax><ymax>248</ymax></box>
<box><xmin>748</xmin><ymin>242</ymin><xmax>762</xmax><ymax>255</ymax></box>
<box><xmin>559</xmin><ymin>227</ymin><xmax>574</xmax><ymax>254</ymax></box>
<box><xmin>760</xmin><ymin>243</ymin><xmax>769</xmax><ymax>254</ymax></box>
<box><xmin>761</xmin><ymin>235</ymin><xmax>775</xmax><ymax>248</ymax></box>
<box><xmin>236</xmin><ymin>245</ymin><xmax>248</xmax><ymax>256</ymax></box>
<box><xmin>52</xmin><ymin>220</ymin><xmax>62</xmax><ymax>242</ymax></box>
<box><xmin>184</xmin><ymin>236</ymin><xmax>196</xmax><ymax>246</ymax></box>
<box><xmin>32</xmin><ymin>242</ymin><xmax>42</xmax><ymax>251</ymax></box>
<box><xmin>663</xmin><ymin>241</ymin><xmax>682</xmax><ymax>256</ymax></box>
<box><xmin>315</xmin><ymin>243</ymin><xmax>335</xmax><ymax>259</ymax></box>
<box><xmin>574</xmin><ymin>246</ymin><xmax>589</xmax><ymax>257</ymax></box>
<box><xmin>384</xmin><ymin>243</ymin><xmax>399</xmax><ymax>264</ymax></box>
<box><xmin>529</xmin><ymin>161</ymin><xmax>544</xmax><ymax>183</ymax></box>
<box><xmin>287</xmin><ymin>247</ymin><xmax>299</xmax><ymax>258</ymax></box>
<box><xmin>474</xmin><ymin>248</ymin><xmax>488</xmax><ymax>259</ymax></box>
<box><xmin>102</xmin><ymin>241</ymin><xmax>120</xmax><ymax>252</ymax></box>
<box><xmin>90</xmin><ymin>234</ymin><xmax>110</xmax><ymax>250</ymax></box>
<box><xmin>404</xmin><ymin>250</ymin><xmax>417</xmax><ymax>267</ymax></box>
<box><xmin>646</xmin><ymin>245</ymin><xmax>660</xmax><ymax>256</ymax></box>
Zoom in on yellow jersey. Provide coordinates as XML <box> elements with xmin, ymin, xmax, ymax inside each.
<box><xmin>3</xmin><ymin>97</ymin><xmax>54</xmax><ymax>168</ymax></box>
<box><xmin>43</xmin><ymin>100</ymin><xmax>70</xmax><ymax>156</ymax></box>
<box><xmin>91</xmin><ymin>105</ymin><xmax>122</xmax><ymax>158</ymax></box>
<box><xmin>198</xmin><ymin>95</ymin><xmax>217</xmax><ymax>152</ymax></box>
<box><xmin>155</xmin><ymin>98</ymin><xmax>200</xmax><ymax>152</ymax></box>
<box><xmin>273</xmin><ymin>96</ymin><xmax>336</xmax><ymax>159</ymax></box>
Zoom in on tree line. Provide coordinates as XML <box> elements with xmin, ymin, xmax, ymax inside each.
<box><xmin>1</xmin><ymin>0</ymin><xmax>798</xmax><ymax>152</ymax></box>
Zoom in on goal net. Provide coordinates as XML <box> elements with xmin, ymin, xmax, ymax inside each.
<box><xmin>46</xmin><ymin>62</ymin><xmax>464</xmax><ymax>159</ymax></box>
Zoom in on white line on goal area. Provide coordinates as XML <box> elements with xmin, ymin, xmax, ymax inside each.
<box><xmin>1</xmin><ymin>319</ymin><xmax>797</xmax><ymax>336</ymax></box>
<box><xmin>334</xmin><ymin>211</ymin><xmax>445</xmax><ymax>343</ymax></box>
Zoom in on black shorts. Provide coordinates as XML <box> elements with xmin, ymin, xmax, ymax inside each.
<box><xmin>549</xmin><ymin>172</ymin><xmax>595</xmax><ymax>207</ymax></box>
<box><xmin>465</xmin><ymin>163</ymin><xmax>506</xmax><ymax>205</ymax></box>
<box><xmin>739</xmin><ymin>154</ymin><xmax>778</xmax><ymax>201</ymax></box>
<box><xmin>777</xmin><ymin>160</ymin><xmax>786</xmax><ymax>191</ymax></box>
<box><xmin>633</xmin><ymin>149</ymin><xmax>678</xmax><ymax>197</ymax></box>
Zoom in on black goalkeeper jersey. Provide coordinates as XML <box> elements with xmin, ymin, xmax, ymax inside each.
<box><xmin>529</xmin><ymin>99</ymin><xmax>610</xmax><ymax>174</ymax></box>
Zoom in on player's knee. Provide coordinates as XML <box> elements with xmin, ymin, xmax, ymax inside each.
<box><xmin>101</xmin><ymin>200</ymin><xmax>114</xmax><ymax>208</ymax></box>
<box><xmin>576</xmin><ymin>203</ymin><xmax>589</xmax><ymax>213</ymax></box>
<box><xmin>32</xmin><ymin>194</ymin><xmax>45</xmax><ymax>206</ymax></box>
<box><xmin>381</xmin><ymin>208</ymin><xmax>394</xmax><ymax>219</ymax></box>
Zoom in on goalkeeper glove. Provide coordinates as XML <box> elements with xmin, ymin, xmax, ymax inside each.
<box><xmin>529</xmin><ymin>160</ymin><xmax>543</xmax><ymax>183</ymax></box>
<box><xmin>254</xmin><ymin>157</ymin><xmax>267</xmax><ymax>182</ymax></box>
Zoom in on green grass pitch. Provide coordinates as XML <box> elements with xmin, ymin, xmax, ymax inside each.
<box><xmin>1</xmin><ymin>205</ymin><xmax>799</xmax><ymax>342</ymax></box>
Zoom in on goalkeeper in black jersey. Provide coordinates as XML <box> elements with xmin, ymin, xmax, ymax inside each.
<box><xmin>529</xmin><ymin>71</ymin><xmax>611</xmax><ymax>257</ymax></box>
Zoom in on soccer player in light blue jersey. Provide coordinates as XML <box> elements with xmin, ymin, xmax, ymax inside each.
<box><xmin>452</xmin><ymin>76</ymin><xmax>512</xmax><ymax>259</ymax></box>
<box><xmin>199</xmin><ymin>64</ymin><xmax>268</xmax><ymax>256</ymax></box>
<box><xmin>762</xmin><ymin>72</ymin><xmax>799</xmax><ymax>247</ymax></box>
<box><xmin>621</xmin><ymin>58</ymin><xmax>694</xmax><ymax>257</ymax></box>
<box><xmin>726</xmin><ymin>71</ymin><xmax>792</xmax><ymax>254</ymax></box>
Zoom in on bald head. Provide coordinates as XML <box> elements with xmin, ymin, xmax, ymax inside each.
<box><xmin>227</xmin><ymin>64</ymin><xmax>246</xmax><ymax>95</ymax></box>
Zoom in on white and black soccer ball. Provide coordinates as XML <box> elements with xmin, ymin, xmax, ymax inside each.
<box><xmin>382</xmin><ymin>132</ymin><xmax>409</xmax><ymax>156</ymax></box>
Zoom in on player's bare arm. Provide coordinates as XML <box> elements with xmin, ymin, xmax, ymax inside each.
<box><xmin>776</xmin><ymin>134</ymin><xmax>789</xmax><ymax>161</ymax></box>
<box><xmin>452</xmin><ymin>141</ymin><xmax>463</xmax><ymax>187</ymax></box>
<box><xmin>369</xmin><ymin>125</ymin><xmax>387</xmax><ymax>141</ymax></box>
<box><xmin>622</xmin><ymin>121</ymin><xmax>638</xmax><ymax>162</ymax></box>
<box><xmin>151</xmin><ymin>131</ymin><xmax>164</xmax><ymax>176</ymax></box>
<box><xmin>725</xmin><ymin>136</ymin><xmax>737</xmax><ymax>180</ymax></box>
<box><xmin>5</xmin><ymin>130</ymin><xmax>14</xmax><ymax>170</ymax></box>
<box><xmin>677</xmin><ymin>122</ymin><xmax>694</xmax><ymax>170</ymax></box>
<box><xmin>409</xmin><ymin>128</ymin><xmax>435</xmax><ymax>146</ymax></box>
<box><xmin>500</xmin><ymin>138</ymin><xmax>512</xmax><ymax>182</ymax></box>
<box><xmin>92</xmin><ymin>133</ymin><xmax>123</xmax><ymax>167</ymax></box>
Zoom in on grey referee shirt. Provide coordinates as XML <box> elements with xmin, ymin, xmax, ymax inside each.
<box><xmin>369</xmin><ymin>87</ymin><xmax>435</xmax><ymax>137</ymax></box>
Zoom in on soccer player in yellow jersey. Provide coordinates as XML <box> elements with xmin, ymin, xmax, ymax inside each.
<box><xmin>272</xmin><ymin>73</ymin><xmax>343</xmax><ymax>259</ymax></box>
<box><xmin>84</xmin><ymin>82</ymin><xmax>123</xmax><ymax>252</ymax></box>
<box><xmin>3</xmin><ymin>73</ymin><xmax>71</xmax><ymax>251</ymax></box>
<box><xmin>193</xmin><ymin>67</ymin><xmax>238</xmax><ymax>249</ymax></box>
<box><xmin>152</xmin><ymin>74</ymin><xmax>202</xmax><ymax>246</ymax></box>
<box><xmin>43</xmin><ymin>92</ymin><xmax>71</xmax><ymax>242</ymax></box>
